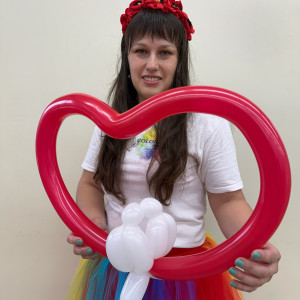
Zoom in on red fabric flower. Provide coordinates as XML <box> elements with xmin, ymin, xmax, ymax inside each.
<box><xmin>120</xmin><ymin>0</ymin><xmax>195</xmax><ymax>41</ymax></box>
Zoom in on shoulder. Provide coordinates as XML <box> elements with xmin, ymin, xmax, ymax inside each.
<box><xmin>186</xmin><ymin>113</ymin><xmax>233</xmax><ymax>155</ymax></box>
<box><xmin>187</xmin><ymin>113</ymin><xmax>229</xmax><ymax>137</ymax></box>
<box><xmin>86</xmin><ymin>126</ymin><xmax>106</xmax><ymax>151</ymax></box>
<box><xmin>92</xmin><ymin>126</ymin><xmax>105</xmax><ymax>140</ymax></box>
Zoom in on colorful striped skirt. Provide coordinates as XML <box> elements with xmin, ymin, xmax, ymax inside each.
<box><xmin>66</xmin><ymin>235</ymin><xmax>243</xmax><ymax>299</ymax></box>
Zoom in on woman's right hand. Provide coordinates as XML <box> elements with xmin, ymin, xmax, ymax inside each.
<box><xmin>67</xmin><ymin>217</ymin><xmax>106</xmax><ymax>260</ymax></box>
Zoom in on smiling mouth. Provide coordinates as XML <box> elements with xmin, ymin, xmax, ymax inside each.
<box><xmin>143</xmin><ymin>76</ymin><xmax>161</xmax><ymax>82</ymax></box>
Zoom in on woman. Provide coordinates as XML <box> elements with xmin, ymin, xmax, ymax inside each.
<box><xmin>67</xmin><ymin>1</ymin><xmax>280</xmax><ymax>299</ymax></box>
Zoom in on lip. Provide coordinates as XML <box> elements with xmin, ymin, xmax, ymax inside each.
<box><xmin>142</xmin><ymin>75</ymin><xmax>162</xmax><ymax>84</ymax></box>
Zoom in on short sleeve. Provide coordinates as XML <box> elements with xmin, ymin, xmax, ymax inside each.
<box><xmin>81</xmin><ymin>126</ymin><xmax>104</xmax><ymax>172</ymax></box>
<box><xmin>199</xmin><ymin>117</ymin><xmax>243</xmax><ymax>193</ymax></box>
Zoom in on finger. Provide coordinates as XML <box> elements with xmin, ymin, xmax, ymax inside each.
<box><xmin>91</xmin><ymin>217</ymin><xmax>107</xmax><ymax>231</ymax></box>
<box><xmin>67</xmin><ymin>233</ymin><xmax>84</xmax><ymax>246</ymax></box>
<box><xmin>73</xmin><ymin>246</ymin><xmax>100</xmax><ymax>260</ymax></box>
<box><xmin>251</xmin><ymin>242</ymin><xmax>281</xmax><ymax>265</ymax></box>
<box><xmin>81</xmin><ymin>252</ymin><xmax>101</xmax><ymax>260</ymax></box>
<box><xmin>81</xmin><ymin>252</ymin><xmax>100</xmax><ymax>260</ymax></box>
<box><xmin>232</xmin><ymin>257</ymin><xmax>276</xmax><ymax>282</ymax></box>
<box><xmin>229</xmin><ymin>266</ymin><xmax>268</xmax><ymax>290</ymax></box>
<box><xmin>230</xmin><ymin>279</ymin><xmax>258</xmax><ymax>293</ymax></box>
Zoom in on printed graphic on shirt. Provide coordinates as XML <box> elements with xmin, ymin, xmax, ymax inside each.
<box><xmin>133</xmin><ymin>127</ymin><xmax>156</xmax><ymax>160</ymax></box>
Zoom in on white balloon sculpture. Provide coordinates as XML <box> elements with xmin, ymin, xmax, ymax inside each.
<box><xmin>106</xmin><ymin>198</ymin><xmax>177</xmax><ymax>300</ymax></box>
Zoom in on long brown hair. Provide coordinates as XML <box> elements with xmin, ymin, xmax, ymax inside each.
<box><xmin>94</xmin><ymin>9</ymin><xmax>191</xmax><ymax>205</ymax></box>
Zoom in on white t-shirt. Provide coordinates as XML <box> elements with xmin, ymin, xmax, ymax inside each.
<box><xmin>82</xmin><ymin>113</ymin><xmax>243</xmax><ymax>248</ymax></box>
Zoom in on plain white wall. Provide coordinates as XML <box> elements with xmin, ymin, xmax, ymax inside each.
<box><xmin>1</xmin><ymin>0</ymin><xmax>299</xmax><ymax>299</ymax></box>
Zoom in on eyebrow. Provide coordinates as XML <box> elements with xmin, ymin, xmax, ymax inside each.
<box><xmin>131</xmin><ymin>43</ymin><xmax>177</xmax><ymax>49</ymax></box>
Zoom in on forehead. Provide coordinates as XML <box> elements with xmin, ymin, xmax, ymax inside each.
<box><xmin>130</xmin><ymin>35</ymin><xmax>177</xmax><ymax>48</ymax></box>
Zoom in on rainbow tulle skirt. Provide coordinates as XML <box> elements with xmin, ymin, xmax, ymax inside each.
<box><xmin>66</xmin><ymin>236</ymin><xmax>243</xmax><ymax>300</ymax></box>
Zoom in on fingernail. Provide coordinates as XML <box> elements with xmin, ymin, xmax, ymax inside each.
<box><xmin>235</xmin><ymin>259</ymin><xmax>244</xmax><ymax>267</ymax></box>
<box><xmin>229</xmin><ymin>267</ymin><xmax>237</xmax><ymax>276</ymax></box>
<box><xmin>76</xmin><ymin>239</ymin><xmax>83</xmax><ymax>245</ymax></box>
<box><xmin>230</xmin><ymin>281</ymin><xmax>237</xmax><ymax>288</ymax></box>
<box><xmin>86</xmin><ymin>249</ymin><xmax>93</xmax><ymax>254</ymax></box>
<box><xmin>252</xmin><ymin>252</ymin><xmax>261</xmax><ymax>259</ymax></box>
<box><xmin>94</xmin><ymin>253</ymin><xmax>99</xmax><ymax>258</ymax></box>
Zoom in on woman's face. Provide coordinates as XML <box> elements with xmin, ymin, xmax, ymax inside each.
<box><xmin>128</xmin><ymin>35</ymin><xmax>178</xmax><ymax>103</ymax></box>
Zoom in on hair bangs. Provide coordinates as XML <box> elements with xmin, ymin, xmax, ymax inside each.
<box><xmin>125</xmin><ymin>9</ymin><xmax>186</xmax><ymax>51</ymax></box>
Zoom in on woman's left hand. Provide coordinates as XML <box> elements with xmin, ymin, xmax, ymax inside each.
<box><xmin>229</xmin><ymin>242</ymin><xmax>281</xmax><ymax>292</ymax></box>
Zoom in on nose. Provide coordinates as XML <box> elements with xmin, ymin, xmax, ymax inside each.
<box><xmin>146</xmin><ymin>53</ymin><xmax>159</xmax><ymax>71</ymax></box>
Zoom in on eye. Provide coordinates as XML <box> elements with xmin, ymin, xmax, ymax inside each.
<box><xmin>134</xmin><ymin>49</ymin><xmax>147</xmax><ymax>54</ymax></box>
<box><xmin>160</xmin><ymin>50</ymin><xmax>172</xmax><ymax>56</ymax></box>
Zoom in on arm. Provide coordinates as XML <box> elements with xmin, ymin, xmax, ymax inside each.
<box><xmin>76</xmin><ymin>169</ymin><xmax>106</xmax><ymax>224</ymax></box>
<box><xmin>207</xmin><ymin>189</ymin><xmax>252</xmax><ymax>239</ymax></box>
<box><xmin>67</xmin><ymin>169</ymin><xmax>106</xmax><ymax>259</ymax></box>
<box><xmin>208</xmin><ymin>190</ymin><xmax>281</xmax><ymax>292</ymax></box>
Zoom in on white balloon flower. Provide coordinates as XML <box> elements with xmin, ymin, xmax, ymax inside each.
<box><xmin>106</xmin><ymin>198</ymin><xmax>177</xmax><ymax>300</ymax></box>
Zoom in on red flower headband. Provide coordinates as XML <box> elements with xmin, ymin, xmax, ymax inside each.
<box><xmin>120</xmin><ymin>0</ymin><xmax>195</xmax><ymax>41</ymax></box>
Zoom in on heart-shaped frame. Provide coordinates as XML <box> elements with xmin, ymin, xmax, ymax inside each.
<box><xmin>36</xmin><ymin>86</ymin><xmax>291</xmax><ymax>280</ymax></box>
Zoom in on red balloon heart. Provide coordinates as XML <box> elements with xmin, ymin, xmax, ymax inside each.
<box><xmin>36</xmin><ymin>86</ymin><xmax>291</xmax><ymax>280</ymax></box>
